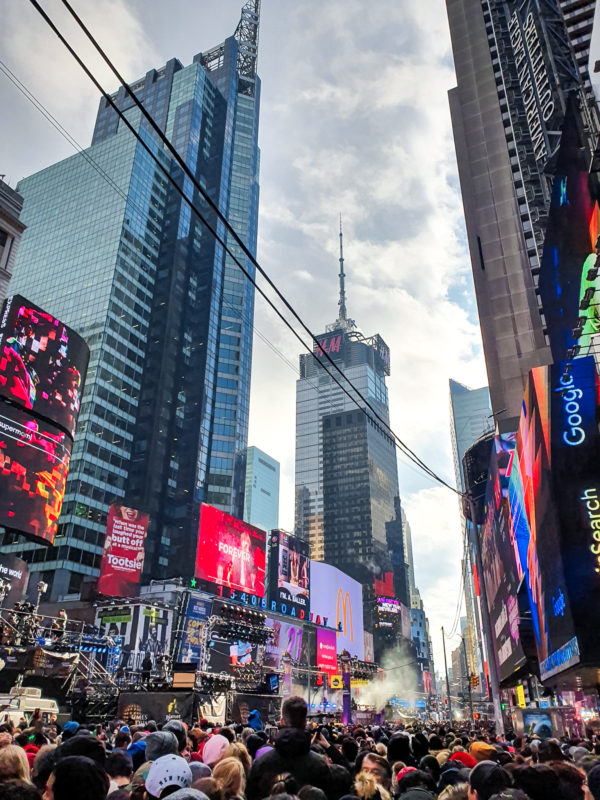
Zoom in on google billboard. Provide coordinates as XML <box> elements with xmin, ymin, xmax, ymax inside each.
<box><xmin>310</xmin><ymin>561</ymin><xmax>364</xmax><ymax>659</ymax></box>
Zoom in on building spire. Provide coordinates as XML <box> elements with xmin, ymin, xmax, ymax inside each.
<box><xmin>338</xmin><ymin>213</ymin><xmax>347</xmax><ymax>322</ymax></box>
<box><xmin>234</xmin><ymin>0</ymin><xmax>260</xmax><ymax>97</ymax></box>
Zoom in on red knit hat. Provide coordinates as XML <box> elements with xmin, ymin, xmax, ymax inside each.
<box><xmin>449</xmin><ymin>751</ymin><xmax>477</xmax><ymax>769</ymax></box>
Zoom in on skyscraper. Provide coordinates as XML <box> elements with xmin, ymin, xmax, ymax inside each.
<box><xmin>243</xmin><ymin>446</ymin><xmax>279</xmax><ymax>532</ymax></box>
<box><xmin>449</xmin><ymin>379</ymin><xmax>493</xmax><ymax>689</ymax></box>
<box><xmin>2</xmin><ymin>1</ymin><xmax>261</xmax><ymax>600</ymax></box>
<box><xmin>446</xmin><ymin>0</ymin><xmax>597</xmax><ymax>421</ymax></box>
<box><xmin>294</xmin><ymin>226</ymin><xmax>401</xmax><ymax>627</ymax></box>
<box><xmin>0</xmin><ymin>179</ymin><xmax>25</xmax><ymax>306</ymax></box>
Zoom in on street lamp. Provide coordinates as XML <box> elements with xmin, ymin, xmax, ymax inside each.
<box><xmin>34</xmin><ymin>581</ymin><xmax>48</xmax><ymax>614</ymax></box>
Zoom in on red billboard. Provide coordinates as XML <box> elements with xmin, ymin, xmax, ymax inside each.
<box><xmin>195</xmin><ymin>504</ymin><xmax>266</xmax><ymax>598</ymax></box>
<box><xmin>97</xmin><ymin>505</ymin><xmax>149</xmax><ymax>597</ymax></box>
<box><xmin>0</xmin><ymin>295</ymin><xmax>89</xmax><ymax>437</ymax></box>
<box><xmin>0</xmin><ymin>401</ymin><xmax>72</xmax><ymax>544</ymax></box>
<box><xmin>316</xmin><ymin>628</ymin><xmax>338</xmax><ymax>674</ymax></box>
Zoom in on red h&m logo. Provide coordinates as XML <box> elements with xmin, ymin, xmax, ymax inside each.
<box><xmin>315</xmin><ymin>335</ymin><xmax>342</xmax><ymax>358</ymax></box>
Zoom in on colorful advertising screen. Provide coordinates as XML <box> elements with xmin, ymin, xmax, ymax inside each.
<box><xmin>268</xmin><ymin>530</ymin><xmax>310</xmax><ymax>618</ymax></box>
<box><xmin>480</xmin><ymin>433</ymin><xmax>527</xmax><ymax>683</ymax></box>
<box><xmin>538</xmin><ymin>100</ymin><xmax>600</xmax><ymax>363</ymax></box>
<box><xmin>0</xmin><ymin>401</ymin><xmax>71</xmax><ymax>544</ymax></box>
<box><xmin>179</xmin><ymin>595</ymin><xmax>213</xmax><ymax>664</ymax></box>
<box><xmin>316</xmin><ymin>628</ymin><xmax>338</xmax><ymax>674</ymax></box>
<box><xmin>313</xmin><ymin>328</ymin><xmax>346</xmax><ymax>363</ymax></box>
<box><xmin>508</xmin><ymin>364</ymin><xmax>580</xmax><ymax>680</ymax></box>
<box><xmin>0</xmin><ymin>295</ymin><xmax>89</xmax><ymax>437</ymax></box>
<box><xmin>0</xmin><ymin>554</ymin><xmax>28</xmax><ymax>605</ymax></box>
<box><xmin>264</xmin><ymin>618</ymin><xmax>304</xmax><ymax>669</ymax></box>
<box><xmin>195</xmin><ymin>504</ymin><xmax>266</xmax><ymax>599</ymax></box>
<box><xmin>310</xmin><ymin>561</ymin><xmax>364</xmax><ymax>659</ymax></box>
<box><xmin>97</xmin><ymin>505</ymin><xmax>149</xmax><ymax>598</ymax></box>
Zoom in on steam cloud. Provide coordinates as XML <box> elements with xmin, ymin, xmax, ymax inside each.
<box><xmin>355</xmin><ymin>640</ymin><xmax>419</xmax><ymax>711</ymax></box>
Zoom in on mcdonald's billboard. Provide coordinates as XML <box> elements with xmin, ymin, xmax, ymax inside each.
<box><xmin>310</xmin><ymin>561</ymin><xmax>364</xmax><ymax>659</ymax></box>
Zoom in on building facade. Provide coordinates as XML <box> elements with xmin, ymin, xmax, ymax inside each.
<box><xmin>294</xmin><ymin>230</ymin><xmax>402</xmax><ymax>628</ymax></box>
<box><xmin>2</xmin><ymin>2</ymin><xmax>261</xmax><ymax>600</ymax></box>
<box><xmin>0</xmin><ymin>180</ymin><xmax>25</xmax><ymax>307</ymax></box>
<box><xmin>243</xmin><ymin>446</ymin><xmax>279</xmax><ymax>532</ymax></box>
<box><xmin>446</xmin><ymin>0</ymin><xmax>597</xmax><ymax>422</ymax></box>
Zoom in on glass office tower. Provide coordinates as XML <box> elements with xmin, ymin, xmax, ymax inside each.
<box><xmin>2</xmin><ymin>1</ymin><xmax>261</xmax><ymax>600</ymax></box>
<box><xmin>243</xmin><ymin>446</ymin><xmax>279</xmax><ymax>532</ymax></box>
<box><xmin>294</xmin><ymin>230</ymin><xmax>402</xmax><ymax>628</ymax></box>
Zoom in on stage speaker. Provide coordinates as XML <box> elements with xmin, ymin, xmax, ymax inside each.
<box><xmin>173</xmin><ymin>661</ymin><xmax>196</xmax><ymax>689</ymax></box>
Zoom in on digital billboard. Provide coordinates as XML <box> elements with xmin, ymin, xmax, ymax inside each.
<box><xmin>0</xmin><ymin>401</ymin><xmax>71</xmax><ymax>544</ymax></box>
<box><xmin>264</xmin><ymin>617</ymin><xmax>304</xmax><ymax>669</ymax></box>
<box><xmin>538</xmin><ymin>101</ymin><xmax>600</xmax><ymax>363</ymax></box>
<box><xmin>316</xmin><ymin>628</ymin><xmax>338</xmax><ymax>674</ymax></box>
<box><xmin>179</xmin><ymin>595</ymin><xmax>212</xmax><ymax>663</ymax></box>
<box><xmin>508</xmin><ymin>364</ymin><xmax>580</xmax><ymax>680</ymax></box>
<box><xmin>310</xmin><ymin>561</ymin><xmax>364</xmax><ymax>659</ymax></box>
<box><xmin>268</xmin><ymin>530</ymin><xmax>310</xmax><ymax>618</ymax></box>
<box><xmin>479</xmin><ymin>433</ymin><xmax>527</xmax><ymax>683</ymax></box>
<box><xmin>195</xmin><ymin>504</ymin><xmax>266</xmax><ymax>598</ymax></box>
<box><xmin>0</xmin><ymin>295</ymin><xmax>89</xmax><ymax>437</ymax></box>
<box><xmin>97</xmin><ymin>505</ymin><xmax>149</xmax><ymax>598</ymax></box>
<box><xmin>0</xmin><ymin>554</ymin><xmax>28</xmax><ymax>605</ymax></box>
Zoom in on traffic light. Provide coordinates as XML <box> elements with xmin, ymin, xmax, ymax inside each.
<box><xmin>471</xmin><ymin>674</ymin><xmax>480</xmax><ymax>688</ymax></box>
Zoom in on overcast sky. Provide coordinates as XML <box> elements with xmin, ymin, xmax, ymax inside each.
<box><xmin>1</xmin><ymin>0</ymin><xmax>489</xmax><ymax>670</ymax></box>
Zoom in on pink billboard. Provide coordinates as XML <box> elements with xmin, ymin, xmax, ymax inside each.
<box><xmin>316</xmin><ymin>628</ymin><xmax>337</xmax><ymax>674</ymax></box>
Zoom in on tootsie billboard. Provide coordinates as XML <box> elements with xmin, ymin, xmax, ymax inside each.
<box><xmin>310</xmin><ymin>561</ymin><xmax>364</xmax><ymax>659</ymax></box>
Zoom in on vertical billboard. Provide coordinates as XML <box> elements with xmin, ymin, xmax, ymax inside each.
<box><xmin>479</xmin><ymin>434</ymin><xmax>527</xmax><ymax>683</ymax></box>
<box><xmin>0</xmin><ymin>295</ymin><xmax>89</xmax><ymax>437</ymax></box>
<box><xmin>316</xmin><ymin>628</ymin><xmax>338</xmax><ymax>673</ymax></box>
<box><xmin>194</xmin><ymin>504</ymin><xmax>267</xmax><ymax>599</ymax></box>
<box><xmin>310</xmin><ymin>561</ymin><xmax>364</xmax><ymax>659</ymax></box>
<box><xmin>538</xmin><ymin>100</ymin><xmax>600</xmax><ymax>363</ymax></box>
<box><xmin>97</xmin><ymin>505</ymin><xmax>149</xmax><ymax>598</ymax></box>
<box><xmin>0</xmin><ymin>402</ymin><xmax>72</xmax><ymax>544</ymax></box>
<box><xmin>179</xmin><ymin>595</ymin><xmax>213</xmax><ymax>663</ymax></box>
<box><xmin>268</xmin><ymin>530</ymin><xmax>310</xmax><ymax>618</ymax></box>
<box><xmin>264</xmin><ymin>618</ymin><xmax>304</xmax><ymax>669</ymax></box>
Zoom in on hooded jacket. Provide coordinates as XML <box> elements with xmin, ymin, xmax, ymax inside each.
<box><xmin>245</xmin><ymin>727</ymin><xmax>330</xmax><ymax>800</ymax></box>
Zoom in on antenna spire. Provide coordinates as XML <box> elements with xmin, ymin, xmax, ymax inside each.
<box><xmin>338</xmin><ymin>213</ymin><xmax>347</xmax><ymax>321</ymax></box>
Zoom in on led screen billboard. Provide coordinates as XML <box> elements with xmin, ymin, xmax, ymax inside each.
<box><xmin>0</xmin><ymin>554</ymin><xmax>28</xmax><ymax>605</ymax></box>
<box><xmin>268</xmin><ymin>530</ymin><xmax>310</xmax><ymax>618</ymax></box>
<box><xmin>195</xmin><ymin>504</ymin><xmax>266</xmax><ymax>599</ymax></box>
<box><xmin>264</xmin><ymin>617</ymin><xmax>304</xmax><ymax>669</ymax></box>
<box><xmin>538</xmin><ymin>101</ymin><xmax>600</xmax><ymax>364</ymax></box>
<box><xmin>479</xmin><ymin>434</ymin><xmax>527</xmax><ymax>683</ymax></box>
<box><xmin>0</xmin><ymin>295</ymin><xmax>89</xmax><ymax>437</ymax></box>
<box><xmin>179</xmin><ymin>595</ymin><xmax>212</xmax><ymax>663</ymax></box>
<box><xmin>97</xmin><ymin>505</ymin><xmax>149</xmax><ymax>598</ymax></box>
<box><xmin>0</xmin><ymin>401</ymin><xmax>71</xmax><ymax>544</ymax></box>
<box><xmin>316</xmin><ymin>628</ymin><xmax>337</xmax><ymax>673</ymax></box>
<box><xmin>310</xmin><ymin>561</ymin><xmax>364</xmax><ymax>659</ymax></box>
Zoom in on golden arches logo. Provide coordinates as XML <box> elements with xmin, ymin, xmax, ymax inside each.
<box><xmin>336</xmin><ymin>589</ymin><xmax>353</xmax><ymax>642</ymax></box>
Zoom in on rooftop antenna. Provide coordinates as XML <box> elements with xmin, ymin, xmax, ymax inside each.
<box><xmin>338</xmin><ymin>213</ymin><xmax>347</xmax><ymax>321</ymax></box>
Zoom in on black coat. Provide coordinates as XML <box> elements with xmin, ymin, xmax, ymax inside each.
<box><xmin>246</xmin><ymin>727</ymin><xmax>331</xmax><ymax>800</ymax></box>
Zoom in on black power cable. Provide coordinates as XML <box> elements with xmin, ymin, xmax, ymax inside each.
<box><xmin>26</xmin><ymin>0</ymin><xmax>460</xmax><ymax>495</ymax></box>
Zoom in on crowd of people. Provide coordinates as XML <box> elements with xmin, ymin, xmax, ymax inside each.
<box><xmin>1</xmin><ymin>697</ymin><xmax>600</xmax><ymax>800</ymax></box>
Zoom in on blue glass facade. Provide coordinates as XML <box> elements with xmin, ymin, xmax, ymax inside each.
<box><xmin>2</xmin><ymin>4</ymin><xmax>261</xmax><ymax>600</ymax></box>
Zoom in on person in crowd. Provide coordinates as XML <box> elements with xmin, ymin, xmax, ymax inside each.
<box><xmin>360</xmin><ymin>753</ymin><xmax>392</xmax><ymax>791</ymax></box>
<box><xmin>222</xmin><ymin>743</ymin><xmax>252</xmax><ymax>778</ymax></box>
<box><xmin>354</xmin><ymin>770</ymin><xmax>391</xmax><ymax>800</ymax></box>
<box><xmin>468</xmin><ymin>761</ymin><xmax>512</xmax><ymax>800</ymax></box>
<box><xmin>144</xmin><ymin>754</ymin><xmax>193</xmax><ymax>800</ymax></box>
<box><xmin>0</xmin><ymin>780</ymin><xmax>40</xmax><ymax>800</ymax></box>
<box><xmin>0</xmin><ymin>745</ymin><xmax>31</xmax><ymax>784</ymax></box>
<box><xmin>246</xmin><ymin>697</ymin><xmax>330</xmax><ymax>800</ymax></box>
<box><xmin>212</xmin><ymin>756</ymin><xmax>246</xmax><ymax>800</ymax></box>
<box><xmin>43</xmin><ymin>754</ymin><xmax>109</xmax><ymax>800</ymax></box>
<box><xmin>106</xmin><ymin>750</ymin><xmax>134</xmax><ymax>794</ymax></box>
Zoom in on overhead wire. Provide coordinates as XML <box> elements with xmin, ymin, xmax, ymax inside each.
<box><xmin>26</xmin><ymin>0</ymin><xmax>461</xmax><ymax>496</ymax></box>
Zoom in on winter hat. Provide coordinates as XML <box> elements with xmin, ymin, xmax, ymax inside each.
<box><xmin>469</xmin><ymin>760</ymin><xmax>511</xmax><ymax>800</ymax></box>
<box><xmin>62</xmin><ymin>721</ymin><xmax>80</xmax><ymax>740</ymax></box>
<box><xmin>470</xmin><ymin>741</ymin><xmax>497</xmax><ymax>762</ymax></box>
<box><xmin>190</xmin><ymin>762</ymin><xmax>212</xmax><ymax>780</ymax></box>
<box><xmin>145</xmin><ymin>731</ymin><xmax>180</xmax><ymax>762</ymax></box>
<box><xmin>120</xmin><ymin>725</ymin><xmax>131</xmax><ymax>734</ymax></box>
<box><xmin>449</xmin><ymin>751</ymin><xmax>477</xmax><ymax>769</ymax></box>
<box><xmin>23</xmin><ymin>743</ymin><xmax>39</xmax><ymax>770</ymax></box>
<box><xmin>428</xmin><ymin>735</ymin><xmax>444</xmax><ymax>752</ymax></box>
<box><xmin>399</xmin><ymin>790</ymin><xmax>436</xmax><ymax>800</ymax></box>
<box><xmin>164</xmin><ymin>720</ymin><xmax>188</xmax><ymax>753</ymax></box>
<box><xmin>146</xmin><ymin>754</ymin><xmax>193</xmax><ymax>798</ymax></box>
<box><xmin>255</xmin><ymin>744</ymin><xmax>274</xmax><ymax>759</ymax></box>
<box><xmin>570</xmin><ymin>746</ymin><xmax>590</xmax><ymax>764</ymax></box>
<box><xmin>396</xmin><ymin>766</ymin><xmax>417</xmax><ymax>782</ymax></box>
<box><xmin>202</xmin><ymin>734</ymin><xmax>230</xmax><ymax>766</ymax></box>
<box><xmin>167</xmin><ymin>790</ymin><xmax>210</xmax><ymax>800</ymax></box>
